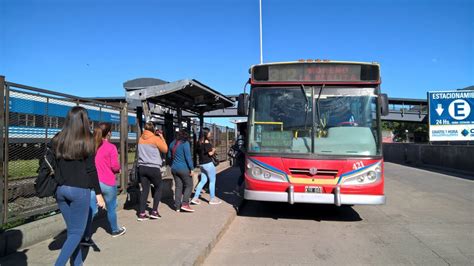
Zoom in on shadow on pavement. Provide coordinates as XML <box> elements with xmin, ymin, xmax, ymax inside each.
<box><xmin>123</xmin><ymin>183</ymin><xmax>177</xmax><ymax>214</ymax></box>
<box><xmin>46</xmin><ymin>213</ymin><xmax>110</xmax><ymax>263</ymax></box>
<box><xmin>0</xmin><ymin>251</ymin><xmax>28</xmax><ymax>266</ymax></box>
<box><xmin>214</xmin><ymin>166</ymin><xmax>242</xmax><ymax>212</ymax></box>
<box><xmin>0</xmin><ymin>229</ymin><xmax>28</xmax><ymax>266</ymax></box>
<box><xmin>238</xmin><ymin>201</ymin><xmax>363</xmax><ymax>222</ymax></box>
<box><xmin>214</xmin><ymin>165</ymin><xmax>363</xmax><ymax>222</ymax></box>
<box><xmin>47</xmin><ymin>230</ymin><xmax>67</xmax><ymax>251</ymax></box>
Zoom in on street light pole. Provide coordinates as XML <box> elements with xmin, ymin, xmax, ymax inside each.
<box><xmin>259</xmin><ymin>0</ymin><xmax>263</xmax><ymax>64</ymax></box>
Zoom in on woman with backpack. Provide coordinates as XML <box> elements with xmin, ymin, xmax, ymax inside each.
<box><xmin>191</xmin><ymin>127</ymin><xmax>222</xmax><ymax>205</ymax></box>
<box><xmin>137</xmin><ymin>122</ymin><xmax>168</xmax><ymax>221</ymax></box>
<box><xmin>52</xmin><ymin>106</ymin><xmax>105</xmax><ymax>266</ymax></box>
<box><xmin>82</xmin><ymin>123</ymin><xmax>126</xmax><ymax>245</ymax></box>
<box><xmin>168</xmin><ymin>129</ymin><xmax>195</xmax><ymax>212</ymax></box>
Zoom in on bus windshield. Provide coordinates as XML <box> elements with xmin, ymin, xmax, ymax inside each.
<box><xmin>248</xmin><ymin>87</ymin><xmax>380</xmax><ymax>156</ymax></box>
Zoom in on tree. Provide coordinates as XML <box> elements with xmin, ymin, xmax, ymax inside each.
<box><xmin>382</xmin><ymin>121</ymin><xmax>428</xmax><ymax>142</ymax></box>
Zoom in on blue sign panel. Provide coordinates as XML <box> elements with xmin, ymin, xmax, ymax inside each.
<box><xmin>428</xmin><ymin>90</ymin><xmax>474</xmax><ymax>141</ymax></box>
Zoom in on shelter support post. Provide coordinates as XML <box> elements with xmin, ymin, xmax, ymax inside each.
<box><xmin>177</xmin><ymin>108</ymin><xmax>182</xmax><ymax>130</ymax></box>
<box><xmin>196</xmin><ymin>113</ymin><xmax>205</xmax><ymax>166</ymax></box>
<box><xmin>164</xmin><ymin>113</ymin><xmax>174</xmax><ymax>145</ymax></box>
<box><xmin>119</xmin><ymin>102</ymin><xmax>128</xmax><ymax>192</ymax></box>
<box><xmin>192</xmin><ymin>121</ymin><xmax>198</xmax><ymax>167</ymax></box>
<box><xmin>142</xmin><ymin>100</ymin><xmax>151</xmax><ymax>122</ymax></box>
<box><xmin>136</xmin><ymin>106</ymin><xmax>144</xmax><ymax>137</ymax></box>
<box><xmin>199</xmin><ymin>113</ymin><xmax>204</xmax><ymax>132</ymax></box>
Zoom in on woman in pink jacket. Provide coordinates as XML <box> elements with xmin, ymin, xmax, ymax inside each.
<box><xmin>82</xmin><ymin>123</ymin><xmax>125</xmax><ymax>245</ymax></box>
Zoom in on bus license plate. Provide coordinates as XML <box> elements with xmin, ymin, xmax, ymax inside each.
<box><xmin>305</xmin><ymin>186</ymin><xmax>322</xmax><ymax>193</ymax></box>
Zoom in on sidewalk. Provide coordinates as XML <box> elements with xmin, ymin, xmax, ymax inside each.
<box><xmin>0</xmin><ymin>164</ymin><xmax>243</xmax><ymax>266</ymax></box>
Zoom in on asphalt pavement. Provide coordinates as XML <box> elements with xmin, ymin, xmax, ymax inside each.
<box><xmin>0</xmin><ymin>163</ymin><xmax>243</xmax><ymax>266</ymax></box>
<box><xmin>205</xmin><ymin>162</ymin><xmax>474</xmax><ymax>265</ymax></box>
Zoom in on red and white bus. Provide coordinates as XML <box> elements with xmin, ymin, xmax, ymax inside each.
<box><xmin>237</xmin><ymin>60</ymin><xmax>389</xmax><ymax>205</ymax></box>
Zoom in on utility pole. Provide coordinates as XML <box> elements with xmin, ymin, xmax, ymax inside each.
<box><xmin>259</xmin><ymin>0</ymin><xmax>263</xmax><ymax>64</ymax></box>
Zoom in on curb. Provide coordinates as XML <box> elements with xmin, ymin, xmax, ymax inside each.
<box><xmin>193</xmin><ymin>165</ymin><xmax>245</xmax><ymax>266</ymax></box>
<box><xmin>193</xmin><ymin>196</ymin><xmax>244</xmax><ymax>266</ymax></box>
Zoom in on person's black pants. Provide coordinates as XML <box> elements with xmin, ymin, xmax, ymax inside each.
<box><xmin>139</xmin><ymin>166</ymin><xmax>163</xmax><ymax>213</ymax></box>
<box><xmin>172</xmin><ymin>169</ymin><xmax>193</xmax><ymax>209</ymax></box>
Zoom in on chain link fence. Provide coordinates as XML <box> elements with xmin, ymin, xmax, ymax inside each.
<box><xmin>1</xmin><ymin>79</ymin><xmax>132</xmax><ymax>226</ymax></box>
<box><xmin>0</xmin><ymin>77</ymin><xmax>234</xmax><ymax>227</ymax></box>
<box><xmin>202</xmin><ymin>122</ymin><xmax>235</xmax><ymax>162</ymax></box>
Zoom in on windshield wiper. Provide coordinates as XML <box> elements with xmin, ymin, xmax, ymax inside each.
<box><xmin>316</xmin><ymin>84</ymin><xmax>325</xmax><ymax>123</ymax></box>
<box><xmin>300</xmin><ymin>85</ymin><xmax>309</xmax><ymax>130</ymax></box>
<box><xmin>312</xmin><ymin>84</ymin><xmax>325</xmax><ymax>153</ymax></box>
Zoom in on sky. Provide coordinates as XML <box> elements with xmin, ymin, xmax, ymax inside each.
<box><xmin>1</xmin><ymin>0</ymin><xmax>473</xmax><ymax>126</ymax></box>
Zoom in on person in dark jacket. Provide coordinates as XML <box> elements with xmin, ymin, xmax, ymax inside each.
<box><xmin>168</xmin><ymin>129</ymin><xmax>195</xmax><ymax>212</ymax></box>
<box><xmin>52</xmin><ymin>106</ymin><xmax>105</xmax><ymax>266</ymax></box>
<box><xmin>191</xmin><ymin>127</ymin><xmax>222</xmax><ymax>205</ymax></box>
<box><xmin>232</xmin><ymin>135</ymin><xmax>246</xmax><ymax>189</ymax></box>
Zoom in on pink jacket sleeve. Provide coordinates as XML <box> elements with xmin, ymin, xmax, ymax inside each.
<box><xmin>109</xmin><ymin>144</ymin><xmax>121</xmax><ymax>173</ymax></box>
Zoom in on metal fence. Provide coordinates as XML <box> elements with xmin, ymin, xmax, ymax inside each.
<box><xmin>202</xmin><ymin>122</ymin><xmax>235</xmax><ymax>162</ymax></box>
<box><xmin>0</xmin><ymin>77</ymin><xmax>131</xmax><ymax>226</ymax></box>
<box><xmin>0</xmin><ymin>76</ymin><xmax>235</xmax><ymax>227</ymax></box>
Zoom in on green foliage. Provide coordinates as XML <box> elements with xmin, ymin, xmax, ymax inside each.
<box><xmin>8</xmin><ymin>159</ymin><xmax>39</xmax><ymax>179</ymax></box>
<box><xmin>382</xmin><ymin>121</ymin><xmax>428</xmax><ymax>142</ymax></box>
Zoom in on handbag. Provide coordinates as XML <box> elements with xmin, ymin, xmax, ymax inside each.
<box><xmin>211</xmin><ymin>153</ymin><xmax>220</xmax><ymax>167</ymax></box>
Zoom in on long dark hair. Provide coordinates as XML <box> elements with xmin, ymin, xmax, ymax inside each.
<box><xmin>199</xmin><ymin>127</ymin><xmax>211</xmax><ymax>144</ymax></box>
<box><xmin>176</xmin><ymin>129</ymin><xmax>190</xmax><ymax>142</ymax></box>
<box><xmin>94</xmin><ymin>122</ymin><xmax>112</xmax><ymax>151</ymax></box>
<box><xmin>52</xmin><ymin>106</ymin><xmax>95</xmax><ymax>160</ymax></box>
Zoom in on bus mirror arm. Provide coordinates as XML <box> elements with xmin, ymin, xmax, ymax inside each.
<box><xmin>379</xmin><ymin>93</ymin><xmax>389</xmax><ymax>116</ymax></box>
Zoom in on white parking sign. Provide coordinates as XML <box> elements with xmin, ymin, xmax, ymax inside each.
<box><xmin>428</xmin><ymin>90</ymin><xmax>474</xmax><ymax>141</ymax></box>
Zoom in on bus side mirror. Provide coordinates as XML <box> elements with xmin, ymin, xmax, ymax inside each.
<box><xmin>237</xmin><ymin>93</ymin><xmax>249</xmax><ymax>116</ymax></box>
<box><xmin>379</xmin><ymin>93</ymin><xmax>389</xmax><ymax>116</ymax></box>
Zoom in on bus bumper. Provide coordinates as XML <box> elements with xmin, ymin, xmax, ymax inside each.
<box><xmin>244</xmin><ymin>187</ymin><xmax>385</xmax><ymax>205</ymax></box>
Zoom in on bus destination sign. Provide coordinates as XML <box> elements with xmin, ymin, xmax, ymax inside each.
<box><xmin>252</xmin><ymin>63</ymin><xmax>380</xmax><ymax>83</ymax></box>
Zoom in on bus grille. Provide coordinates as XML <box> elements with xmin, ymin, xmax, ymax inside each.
<box><xmin>289</xmin><ymin>168</ymin><xmax>338</xmax><ymax>179</ymax></box>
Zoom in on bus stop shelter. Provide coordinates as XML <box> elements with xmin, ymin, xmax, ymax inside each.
<box><xmin>124</xmin><ymin>77</ymin><xmax>234</xmax><ymax>135</ymax></box>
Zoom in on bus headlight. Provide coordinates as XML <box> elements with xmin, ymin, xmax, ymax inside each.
<box><xmin>341</xmin><ymin>162</ymin><xmax>382</xmax><ymax>185</ymax></box>
<box><xmin>246</xmin><ymin>159</ymin><xmax>287</xmax><ymax>183</ymax></box>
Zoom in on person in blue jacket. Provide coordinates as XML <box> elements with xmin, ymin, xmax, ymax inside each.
<box><xmin>168</xmin><ymin>129</ymin><xmax>195</xmax><ymax>212</ymax></box>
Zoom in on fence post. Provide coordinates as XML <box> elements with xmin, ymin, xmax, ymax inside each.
<box><xmin>192</xmin><ymin>121</ymin><xmax>197</xmax><ymax>167</ymax></box>
<box><xmin>212</xmin><ymin>124</ymin><xmax>217</xmax><ymax>158</ymax></box>
<box><xmin>225</xmin><ymin>126</ymin><xmax>229</xmax><ymax>161</ymax></box>
<box><xmin>119</xmin><ymin>103</ymin><xmax>128</xmax><ymax>192</ymax></box>
<box><xmin>0</xmin><ymin>76</ymin><xmax>5</xmax><ymax>226</ymax></box>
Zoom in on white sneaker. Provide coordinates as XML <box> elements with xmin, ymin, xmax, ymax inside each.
<box><xmin>191</xmin><ymin>198</ymin><xmax>201</xmax><ymax>205</ymax></box>
<box><xmin>209</xmin><ymin>199</ymin><xmax>222</xmax><ymax>205</ymax></box>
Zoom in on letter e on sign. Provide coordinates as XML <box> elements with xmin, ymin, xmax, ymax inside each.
<box><xmin>448</xmin><ymin>99</ymin><xmax>471</xmax><ymax>120</ymax></box>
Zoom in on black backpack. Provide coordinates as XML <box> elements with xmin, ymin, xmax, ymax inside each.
<box><xmin>34</xmin><ymin>146</ymin><xmax>62</xmax><ymax>198</ymax></box>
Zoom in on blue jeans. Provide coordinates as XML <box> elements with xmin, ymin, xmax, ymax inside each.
<box><xmin>85</xmin><ymin>182</ymin><xmax>120</xmax><ymax>239</ymax></box>
<box><xmin>193</xmin><ymin>162</ymin><xmax>216</xmax><ymax>200</ymax></box>
<box><xmin>55</xmin><ymin>185</ymin><xmax>91</xmax><ymax>266</ymax></box>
